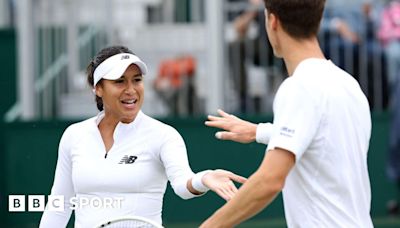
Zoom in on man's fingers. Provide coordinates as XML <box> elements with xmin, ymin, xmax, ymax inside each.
<box><xmin>205</xmin><ymin>120</ymin><xmax>230</xmax><ymax>131</ymax></box>
<box><xmin>217</xmin><ymin>109</ymin><xmax>230</xmax><ymax>117</ymax></box>
<box><xmin>207</xmin><ymin>115</ymin><xmax>224</xmax><ymax>121</ymax></box>
<box><xmin>205</xmin><ymin>120</ymin><xmax>218</xmax><ymax>127</ymax></box>
<box><xmin>215</xmin><ymin>132</ymin><xmax>230</xmax><ymax>140</ymax></box>
<box><xmin>215</xmin><ymin>131</ymin><xmax>237</xmax><ymax>140</ymax></box>
<box><xmin>216</xmin><ymin>132</ymin><xmax>248</xmax><ymax>143</ymax></box>
<box><xmin>206</xmin><ymin>115</ymin><xmax>231</xmax><ymax>128</ymax></box>
<box><xmin>218</xmin><ymin>109</ymin><xmax>239</xmax><ymax>120</ymax></box>
<box><xmin>215</xmin><ymin>132</ymin><xmax>223</xmax><ymax>139</ymax></box>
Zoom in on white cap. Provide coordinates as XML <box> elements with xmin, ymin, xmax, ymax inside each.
<box><xmin>93</xmin><ymin>53</ymin><xmax>148</xmax><ymax>87</ymax></box>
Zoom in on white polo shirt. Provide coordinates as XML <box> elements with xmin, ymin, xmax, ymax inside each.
<box><xmin>40</xmin><ymin>111</ymin><xmax>199</xmax><ymax>228</ymax></box>
<box><xmin>266</xmin><ymin>58</ymin><xmax>373</xmax><ymax>228</ymax></box>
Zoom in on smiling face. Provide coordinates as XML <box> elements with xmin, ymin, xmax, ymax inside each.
<box><xmin>95</xmin><ymin>64</ymin><xmax>144</xmax><ymax>124</ymax></box>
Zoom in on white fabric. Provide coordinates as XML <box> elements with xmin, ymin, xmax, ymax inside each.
<box><xmin>192</xmin><ymin>170</ymin><xmax>212</xmax><ymax>193</ymax></box>
<box><xmin>93</xmin><ymin>53</ymin><xmax>148</xmax><ymax>86</ymax></box>
<box><xmin>39</xmin><ymin>111</ymin><xmax>201</xmax><ymax>228</ymax></box>
<box><xmin>255</xmin><ymin>123</ymin><xmax>273</xmax><ymax>145</ymax></box>
<box><xmin>267</xmin><ymin>58</ymin><xmax>373</xmax><ymax>228</ymax></box>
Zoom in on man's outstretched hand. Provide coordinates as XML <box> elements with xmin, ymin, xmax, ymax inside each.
<box><xmin>205</xmin><ymin>109</ymin><xmax>257</xmax><ymax>144</ymax></box>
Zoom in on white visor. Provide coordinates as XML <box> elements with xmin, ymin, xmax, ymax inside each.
<box><xmin>93</xmin><ymin>53</ymin><xmax>148</xmax><ymax>87</ymax></box>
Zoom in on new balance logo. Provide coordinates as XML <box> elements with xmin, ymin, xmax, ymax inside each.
<box><xmin>118</xmin><ymin>155</ymin><xmax>138</xmax><ymax>164</ymax></box>
<box><xmin>121</xmin><ymin>55</ymin><xmax>130</xmax><ymax>60</ymax></box>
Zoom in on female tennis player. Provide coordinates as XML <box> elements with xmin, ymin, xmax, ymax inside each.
<box><xmin>39</xmin><ymin>45</ymin><xmax>246</xmax><ymax>228</ymax></box>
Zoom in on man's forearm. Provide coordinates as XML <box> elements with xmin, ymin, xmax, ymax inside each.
<box><xmin>200</xmin><ymin>148</ymin><xmax>295</xmax><ymax>227</ymax></box>
<box><xmin>200</xmin><ymin>170</ymin><xmax>282</xmax><ymax>227</ymax></box>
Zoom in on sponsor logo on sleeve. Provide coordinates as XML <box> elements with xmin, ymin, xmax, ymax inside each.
<box><xmin>280</xmin><ymin>126</ymin><xmax>295</xmax><ymax>138</ymax></box>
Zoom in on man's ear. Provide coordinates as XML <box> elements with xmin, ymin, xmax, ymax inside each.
<box><xmin>270</xmin><ymin>13</ymin><xmax>278</xmax><ymax>30</ymax></box>
<box><xmin>264</xmin><ymin>10</ymin><xmax>278</xmax><ymax>31</ymax></box>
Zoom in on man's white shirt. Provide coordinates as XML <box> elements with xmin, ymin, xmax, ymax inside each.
<box><xmin>265</xmin><ymin>58</ymin><xmax>373</xmax><ymax>228</ymax></box>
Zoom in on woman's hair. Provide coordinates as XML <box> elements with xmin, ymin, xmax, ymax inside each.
<box><xmin>264</xmin><ymin>0</ymin><xmax>326</xmax><ymax>39</ymax></box>
<box><xmin>87</xmin><ymin>45</ymin><xmax>134</xmax><ymax>111</ymax></box>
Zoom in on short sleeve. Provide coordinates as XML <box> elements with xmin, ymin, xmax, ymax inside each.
<box><xmin>267</xmin><ymin>79</ymin><xmax>323</xmax><ymax>161</ymax></box>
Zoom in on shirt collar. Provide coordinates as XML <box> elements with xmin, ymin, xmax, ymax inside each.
<box><xmin>94</xmin><ymin>110</ymin><xmax>143</xmax><ymax>142</ymax></box>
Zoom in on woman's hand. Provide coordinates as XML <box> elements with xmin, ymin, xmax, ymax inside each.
<box><xmin>202</xmin><ymin>169</ymin><xmax>247</xmax><ymax>201</ymax></box>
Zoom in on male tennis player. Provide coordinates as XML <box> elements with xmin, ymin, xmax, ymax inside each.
<box><xmin>200</xmin><ymin>0</ymin><xmax>373</xmax><ymax>227</ymax></box>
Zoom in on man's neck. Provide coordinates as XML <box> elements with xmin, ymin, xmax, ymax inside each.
<box><xmin>282</xmin><ymin>36</ymin><xmax>325</xmax><ymax>76</ymax></box>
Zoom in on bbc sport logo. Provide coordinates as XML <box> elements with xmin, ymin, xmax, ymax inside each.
<box><xmin>8</xmin><ymin>195</ymin><xmax>124</xmax><ymax>212</ymax></box>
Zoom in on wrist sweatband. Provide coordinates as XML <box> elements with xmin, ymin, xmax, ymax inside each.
<box><xmin>192</xmin><ymin>170</ymin><xmax>212</xmax><ymax>193</ymax></box>
<box><xmin>256</xmin><ymin>122</ymin><xmax>273</xmax><ymax>145</ymax></box>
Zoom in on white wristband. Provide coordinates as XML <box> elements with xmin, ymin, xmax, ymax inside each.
<box><xmin>256</xmin><ymin>122</ymin><xmax>273</xmax><ymax>145</ymax></box>
<box><xmin>192</xmin><ymin>170</ymin><xmax>212</xmax><ymax>193</ymax></box>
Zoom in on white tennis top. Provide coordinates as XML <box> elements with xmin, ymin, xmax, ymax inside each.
<box><xmin>266</xmin><ymin>58</ymin><xmax>373</xmax><ymax>228</ymax></box>
<box><xmin>39</xmin><ymin>111</ymin><xmax>199</xmax><ymax>228</ymax></box>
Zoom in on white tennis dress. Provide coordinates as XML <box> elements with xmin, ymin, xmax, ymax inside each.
<box><xmin>39</xmin><ymin>111</ymin><xmax>199</xmax><ymax>227</ymax></box>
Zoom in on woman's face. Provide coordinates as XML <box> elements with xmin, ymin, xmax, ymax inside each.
<box><xmin>96</xmin><ymin>64</ymin><xmax>144</xmax><ymax>123</ymax></box>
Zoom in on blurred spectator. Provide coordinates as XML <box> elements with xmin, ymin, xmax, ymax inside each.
<box><xmin>387</xmin><ymin>74</ymin><xmax>400</xmax><ymax>216</ymax></box>
<box><xmin>321</xmin><ymin>0</ymin><xmax>383</xmax><ymax>66</ymax></box>
<box><xmin>321</xmin><ymin>0</ymin><xmax>388</xmax><ymax>109</ymax></box>
<box><xmin>320</xmin><ymin>1</ymin><xmax>365</xmax><ymax>50</ymax></box>
<box><xmin>378</xmin><ymin>0</ymin><xmax>400</xmax><ymax>94</ymax></box>
<box><xmin>360</xmin><ymin>1</ymin><xmax>388</xmax><ymax>109</ymax></box>
<box><xmin>153</xmin><ymin>55</ymin><xmax>197</xmax><ymax>116</ymax></box>
<box><xmin>232</xmin><ymin>0</ymin><xmax>261</xmax><ymax>39</ymax></box>
<box><xmin>228</xmin><ymin>0</ymin><xmax>279</xmax><ymax>113</ymax></box>
<box><xmin>379</xmin><ymin>0</ymin><xmax>400</xmax><ymax>216</ymax></box>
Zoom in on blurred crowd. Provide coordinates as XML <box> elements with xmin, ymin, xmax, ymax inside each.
<box><xmin>228</xmin><ymin>0</ymin><xmax>400</xmax><ymax>112</ymax></box>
